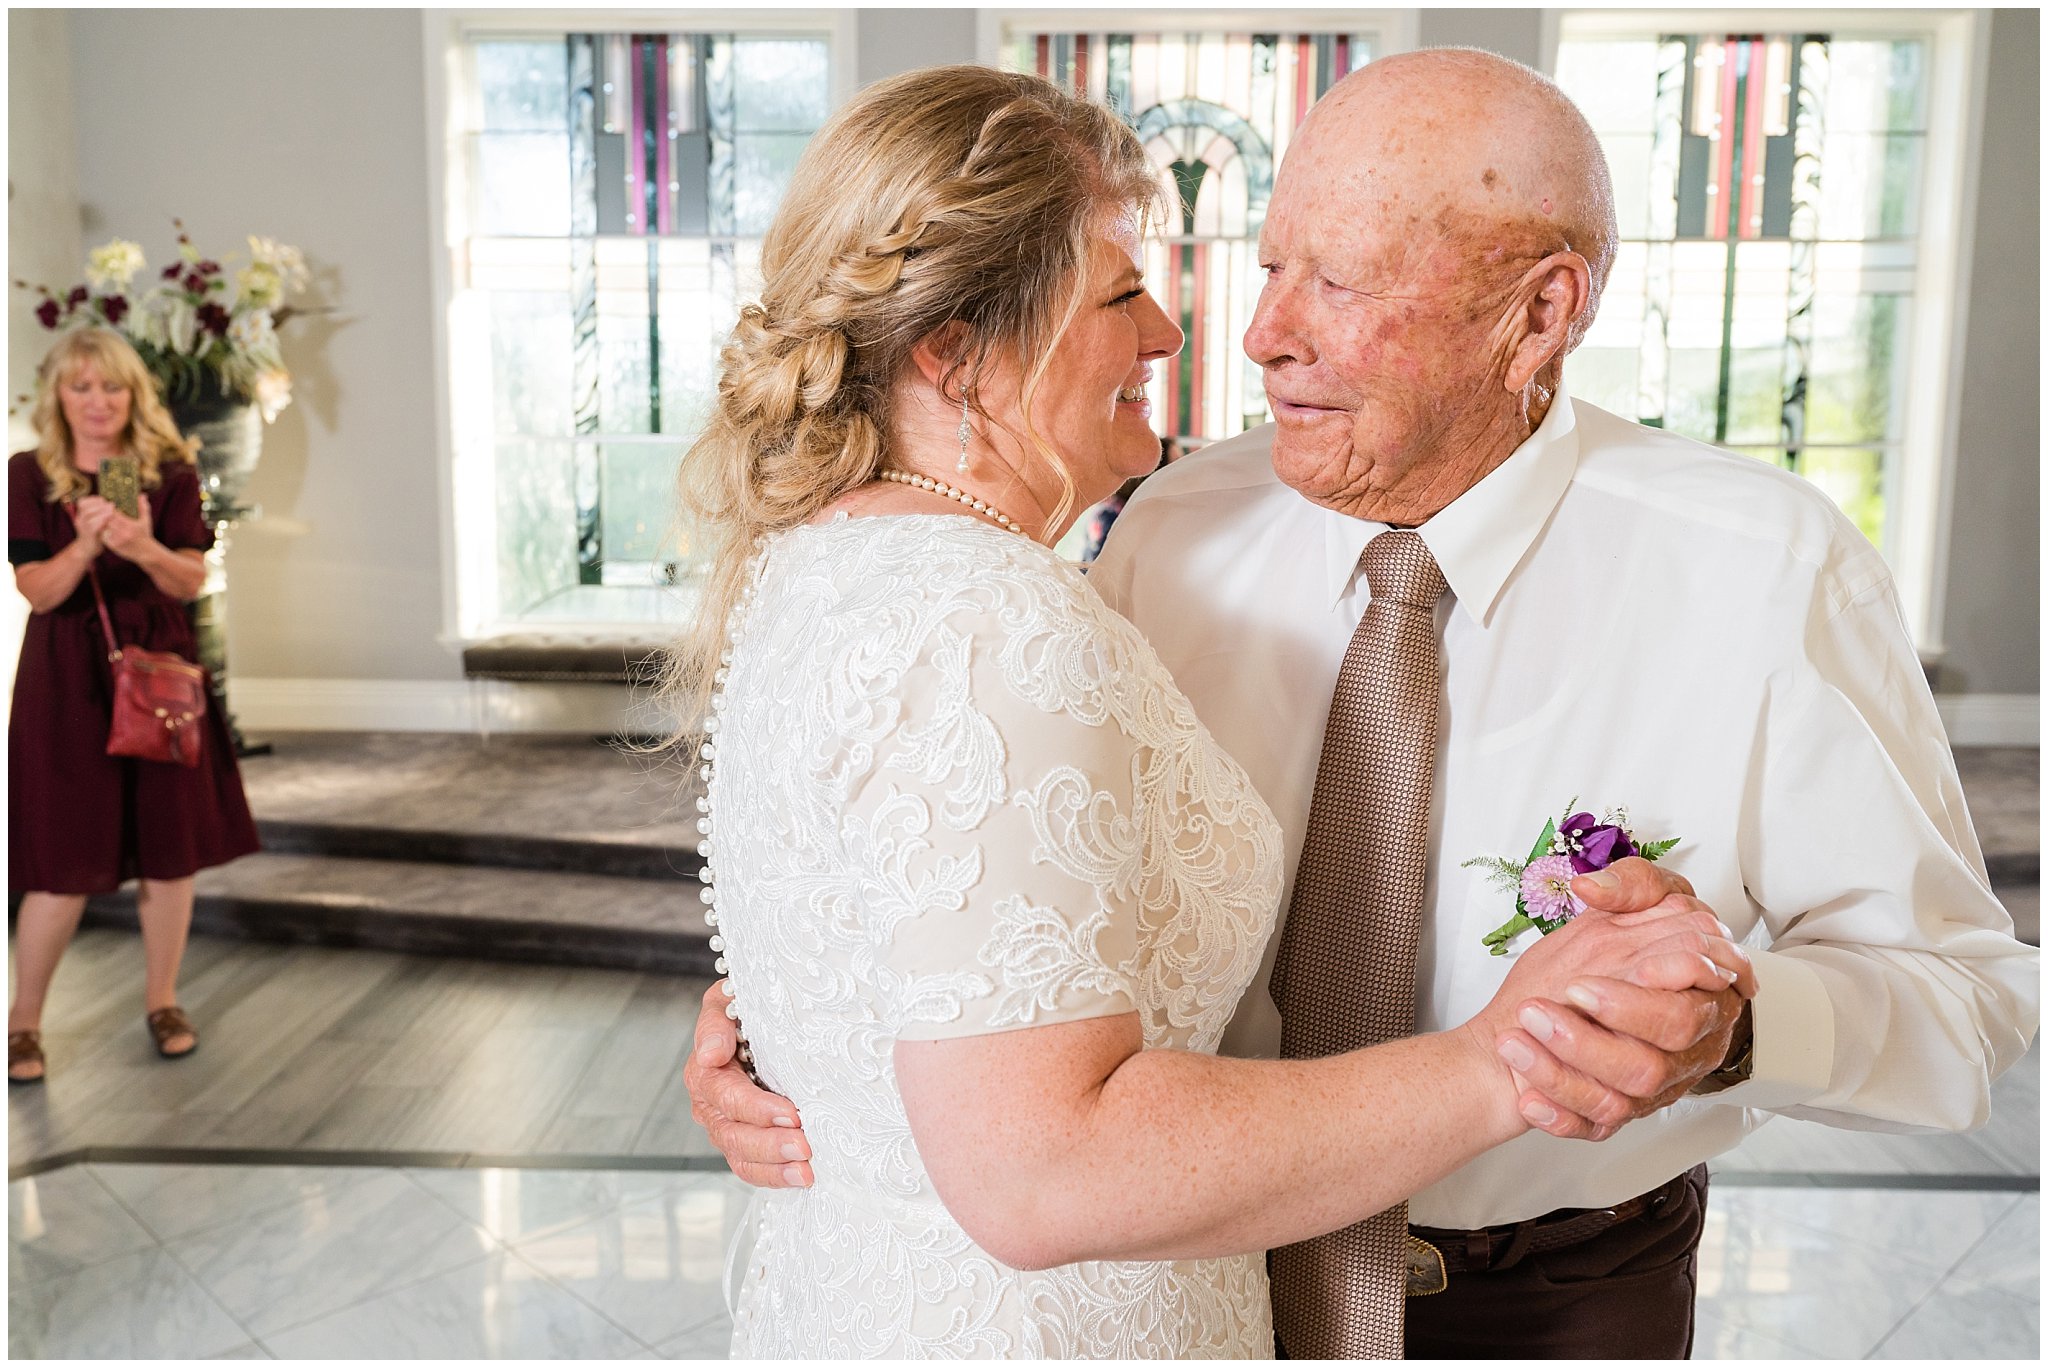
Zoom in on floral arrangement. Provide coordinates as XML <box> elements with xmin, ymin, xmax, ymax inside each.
<box><xmin>18</xmin><ymin>220</ymin><xmax>308</xmax><ymax>422</ymax></box>
<box><xmin>1468</xmin><ymin>802</ymin><xmax>1681</xmax><ymax>956</ymax></box>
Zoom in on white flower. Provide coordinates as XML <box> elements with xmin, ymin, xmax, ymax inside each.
<box><xmin>126</xmin><ymin>289</ymin><xmax>169</xmax><ymax>349</ymax></box>
<box><xmin>162</xmin><ymin>295</ymin><xmax>200</xmax><ymax>355</ymax></box>
<box><xmin>86</xmin><ymin>239</ymin><xmax>146</xmax><ymax>292</ymax></box>
<box><xmin>252</xmin><ymin>369</ymin><xmax>293</xmax><ymax>422</ymax></box>
<box><xmin>245</xmin><ymin>236</ymin><xmax>309</xmax><ymax>292</ymax></box>
<box><xmin>236</xmin><ymin>262</ymin><xmax>283</xmax><ymax>310</ymax></box>
<box><xmin>228</xmin><ymin>307</ymin><xmax>278</xmax><ymax>357</ymax></box>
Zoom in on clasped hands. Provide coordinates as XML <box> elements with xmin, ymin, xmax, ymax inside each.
<box><xmin>68</xmin><ymin>494</ymin><xmax>156</xmax><ymax>561</ymax></box>
<box><xmin>1465</xmin><ymin>857</ymin><xmax>1754</xmax><ymax>1140</ymax></box>
<box><xmin>683</xmin><ymin>857</ymin><xmax>1753</xmax><ymax>1187</ymax></box>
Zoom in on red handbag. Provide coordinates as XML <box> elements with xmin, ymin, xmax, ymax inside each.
<box><xmin>88</xmin><ymin>567</ymin><xmax>208</xmax><ymax>767</ymax></box>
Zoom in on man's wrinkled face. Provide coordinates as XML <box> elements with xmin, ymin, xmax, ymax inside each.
<box><xmin>1244</xmin><ymin>133</ymin><xmax>1523</xmax><ymax>522</ymax></box>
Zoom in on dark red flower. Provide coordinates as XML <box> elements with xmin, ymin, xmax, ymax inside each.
<box><xmin>66</xmin><ymin>285</ymin><xmax>89</xmax><ymax>308</ymax></box>
<box><xmin>162</xmin><ymin>263</ymin><xmax>184</xmax><ymax>280</ymax></box>
<box><xmin>99</xmin><ymin>295</ymin><xmax>130</xmax><ymax>325</ymax></box>
<box><xmin>35</xmin><ymin>299</ymin><xmax>61</xmax><ymax>329</ymax></box>
<box><xmin>197</xmin><ymin>260</ymin><xmax>222</xmax><ymax>276</ymax></box>
<box><xmin>184</xmin><ymin>271</ymin><xmax>209</xmax><ymax>294</ymax></box>
<box><xmin>197</xmin><ymin>301</ymin><xmax>231</xmax><ymax>336</ymax></box>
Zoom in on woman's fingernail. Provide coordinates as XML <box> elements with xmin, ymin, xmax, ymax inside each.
<box><xmin>1497</xmin><ymin>1038</ymin><xmax>1535</xmax><ymax>1071</ymax></box>
<box><xmin>771</xmin><ymin>1115</ymin><xmax>797</xmax><ymax>1128</ymax></box>
<box><xmin>1518</xmin><ymin>1005</ymin><xmax>1556</xmax><ymax>1041</ymax></box>
<box><xmin>1522</xmin><ymin>1099</ymin><xmax>1558</xmax><ymax>1126</ymax></box>
<box><xmin>1564</xmin><ymin>984</ymin><xmax>1600</xmax><ymax>1012</ymax></box>
<box><xmin>1582</xmin><ymin>869</ymin><xmax>1620</xmax><ymax>891</ymax></box>
<box><xmin>783</xmin><ymin>1164</ymin><xmax>811</xmax><ymax>1186</ymax></box>
<box><xmin>780</xmin><ymin>1142</ymin><xmax>807</xmax><ymax>1162</ymax></box>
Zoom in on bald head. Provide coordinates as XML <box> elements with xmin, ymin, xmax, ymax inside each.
<box><xmin>1289</xmin><ymin>46</ymin><xmax>1618</xmax><ymax>339</ymax></box>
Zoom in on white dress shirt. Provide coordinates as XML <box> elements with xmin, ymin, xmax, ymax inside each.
<box><xmin>1089</xmin><ymin>387</ymin><xmax>2039</xmax><ymax>1229</ymax></box>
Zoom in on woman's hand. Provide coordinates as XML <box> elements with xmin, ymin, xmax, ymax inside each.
<box><xmin>84</xmin><ymin>494</ymin><xmax>157</xmax><ymax>562</ymax></box>
<box><xmin>65</xmin><ymin>499</ymin><xmax>109</xmax><ymax>560</ymax></box>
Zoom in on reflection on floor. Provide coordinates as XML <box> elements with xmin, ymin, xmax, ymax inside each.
<box><xmin>9</xmin><ymin>929</ymin><xmax>2042</xmax><ymax>1359</ymax></box>
<box><xmin>9</xmin><ymin>1163</ymin><xmax>739</xmax><ymax>1359</ymax></box>
<box><xmin>8</xmin><ymin>1162</ymin><xmax>2037</xmax><ymax>1359</ymax></box>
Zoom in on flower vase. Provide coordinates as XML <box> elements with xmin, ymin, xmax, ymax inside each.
<box><xmin>168</xmin><ymin>395</ymin><xmax>268</xmax><ymax>757</ymax></box>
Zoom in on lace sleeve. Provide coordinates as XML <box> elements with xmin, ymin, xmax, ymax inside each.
<box><xmin>849</xmin><ymin>589</ymin><xmax>1146</xmax><ymax>1043</ymax></box>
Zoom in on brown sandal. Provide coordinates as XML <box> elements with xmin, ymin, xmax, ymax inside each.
<box><xmin>146</xmin><ymin>1007</ymin><xmax>198</xmax><ymax>1059</ymax></box>
<box><xmin>9</xmin><ymin>1030</ymin><xmax>45</xmax><ymax>1084</ymax></box>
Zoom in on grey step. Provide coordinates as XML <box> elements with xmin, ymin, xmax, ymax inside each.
<box><xmin>83</xmin><ymin>852</ymin><xmax>711</xmax><ymax>976</ymax></box>
<box><xmin>253</xmin><ymin>818</ymin><xmax>701</xmax><ymax>883</ymax></box>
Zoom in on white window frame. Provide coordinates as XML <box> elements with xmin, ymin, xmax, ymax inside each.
<box><xmin>421</xmin><ymin>8</ymin><xmax>859</xmax><ymax>645</ymax></box>
<box><xmin>975</xmin><ymin>8</ymin><xmax>1419</xmax><ymax>65</ymax></box>
<box><xmin>1540</xmin><ymin>8</ymin><xmax>1991</xmax><ymax>659</ymax></box>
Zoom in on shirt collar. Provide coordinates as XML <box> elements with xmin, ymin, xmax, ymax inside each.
<box><xmin>1317</xmin><ymin>384</ymin><xmax>1581</xmax><ymax>625</ymax></box>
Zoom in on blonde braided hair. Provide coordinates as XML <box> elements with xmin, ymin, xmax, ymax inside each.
<box><xmin>658</xmin><ymin>65</ymin><xmax>1160</xmax><ymax>747</ymax></box>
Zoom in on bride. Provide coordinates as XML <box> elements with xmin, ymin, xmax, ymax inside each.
<box><xmin>669</xmin><ymin>65</ymin><xmax>1751</xmax><ymax>1358</ymax></box>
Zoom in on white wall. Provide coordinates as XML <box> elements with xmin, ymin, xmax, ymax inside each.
<box><xmin>66</xmin><ymin>8</ymin><xmax>456</xmax><ymax>684</ymax></box>
<box><xmin>4</xmin><ymin>9</ymin><xmax>85</xmax><ymax>702</ymax></box>
<box><xmin>1939</xmin><ymin>6</ymin><xmax>2039</xmax><ymax>699</ymax></box>
<box><xmin>857</xmin><ymin>7</ymin><xmax>978</xmax><ymax>85</ymax></box>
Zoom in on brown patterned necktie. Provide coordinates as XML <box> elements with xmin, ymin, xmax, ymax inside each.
<box><xmin>1268</xmin><ymin>529</ymin><xmax>1449</xmax><ymax>1360</ymax></box>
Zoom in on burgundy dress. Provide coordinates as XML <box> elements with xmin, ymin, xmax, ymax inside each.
<box><xmin>8</xmin><ymin>451</ymin><xmax>260</xmax><ymax>894</ymax></box>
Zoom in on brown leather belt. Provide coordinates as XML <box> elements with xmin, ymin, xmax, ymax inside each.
<box><xmin>1404</xmin><ymin>1167</ymin><xmax>1695</xmax><ymax>1293</ymax></box>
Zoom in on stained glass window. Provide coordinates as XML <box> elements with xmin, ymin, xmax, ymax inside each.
<box><xmin>1005</xmin><ymin>31</ymin><xmax>1376</xmax><ymax>448</ymax></box>
<box><xmin>1555</xmin><ymin>34</ymin><xmax>1928</xmax><ymax>551</ymax></box>
<box><xmin>455</xmin><ymin>32</ymin><xmax>831</xmax><ymax>626</ymax></box>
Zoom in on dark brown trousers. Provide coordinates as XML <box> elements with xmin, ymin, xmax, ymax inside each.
<box><xmin>1278</xmin><ymin>1166</ymin><xmax>1709</xmax><ymax>1360</ymax></box>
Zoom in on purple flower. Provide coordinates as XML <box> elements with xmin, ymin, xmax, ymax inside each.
<box><xmin>1558</xmin><ymin>811</ymin><xmax>1638</xmax><ymax>874</ymax></box>
<box><xmin>1520</xmin><ymin>855</ymin><xmax>1586</xmax><ymax>923</ymax></box>
<box><xmin>35</xmin><ymin>299</ymin><xmax>61</xmax><ymax>329</ymax></box>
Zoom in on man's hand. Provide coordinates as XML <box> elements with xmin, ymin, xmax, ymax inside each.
<box><xmin>1490</xmin><ymin>857</ymin><xmax>1754</xmax><ymax>1134</ymax></box>
<box><xmin>683</xmin><ymin>981</ymin><xmax>813</xmax><ymax>1188</ymax></box>
<box><xmin>1470</xmin><ymin>858</ymin><xmax>1754</xmax><ymax>1137</ymax></box>
<box><xmin>1501</xmin><ymin>977</ymin><xmax>1747</xmax><ymax>1130</ymax></box>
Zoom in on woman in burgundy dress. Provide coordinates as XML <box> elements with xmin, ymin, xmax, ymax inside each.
<box><xmin>8</xmin><ymin>328</ymin><xmax>259</xmax><ymax>1082</ymax></box>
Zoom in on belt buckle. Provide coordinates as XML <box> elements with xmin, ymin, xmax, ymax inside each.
<box><xmin>1405</xmin><ymin>1234</ymin><xmax>1448</xmax><ymax>1297</ymax></box>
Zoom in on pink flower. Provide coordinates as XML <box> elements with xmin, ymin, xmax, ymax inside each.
<box><xmin>1520</xmin><ymin>855</ymin><xmax>1586</xmax><ymax>923</ymax></box>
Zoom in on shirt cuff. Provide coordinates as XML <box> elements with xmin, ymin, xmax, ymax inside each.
<box><xmin>1708</xmin><ymin>947</ymin><xmax>1835</xmax><ymax>1111</ymax></box>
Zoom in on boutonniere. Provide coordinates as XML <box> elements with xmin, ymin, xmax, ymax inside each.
<box><xmin>1466</xmin><ymin>801</ymin><xmax>1680</xmax><ymax>956</ymax></box>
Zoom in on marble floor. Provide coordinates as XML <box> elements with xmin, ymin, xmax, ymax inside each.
<box><xmin>9</xmin><ymin>929</ymin><xmax>2042</xmax><ymax>1359</ymax></box>
<box><xmin>7</xmin><ymin>1159</ymin><xmax>2037</xmax><ymax>1359</ymax></box>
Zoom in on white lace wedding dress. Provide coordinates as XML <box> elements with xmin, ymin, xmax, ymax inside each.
<box><xmin>704</xmin><ymin>513</ymin><xmax>1282</xmax><ymax>1359</ymax></box>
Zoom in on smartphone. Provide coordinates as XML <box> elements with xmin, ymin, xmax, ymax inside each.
<box><xmin>99</xmin><ymin>455</ymin><xmax>140</xmax><ymax>519</ymax></box>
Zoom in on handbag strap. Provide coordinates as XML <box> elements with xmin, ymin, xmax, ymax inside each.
<box><xmin>64</xmin><ymin>501</ymin><xmax>124</xmax><ymax>663</ymax></box>
<box><xmin>85</xmin><ymin>566</ymin><xmax>123</xmax><ymax>662</ymax></box>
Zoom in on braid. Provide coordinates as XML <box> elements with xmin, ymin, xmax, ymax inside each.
<box><xmin>651</xmin><ymin>65</ymin><xmax>1159</xmax><ymax>756</ymax></box>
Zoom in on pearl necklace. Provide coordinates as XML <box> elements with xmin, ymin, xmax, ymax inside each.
<box><xmin>876</xmin><ymin>469</ymin><xmax>1027</xmax><ymax>536</ymax></box>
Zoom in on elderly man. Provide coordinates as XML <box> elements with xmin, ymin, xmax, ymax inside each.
<box><xmin>685</xmin><ymin>47</ymin><xmax>2037</xmax><ymax>1359</ymax></box>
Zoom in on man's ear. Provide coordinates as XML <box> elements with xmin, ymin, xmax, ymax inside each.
<box><xmin>1503</xmin><ymin>252</ymin><xmax>1591</xmax><ymax>394</ymax></box>
<box><xmin>909</xmin><ymin>321</ymin><xmax>972</xmax><ymax>396</ymax></box>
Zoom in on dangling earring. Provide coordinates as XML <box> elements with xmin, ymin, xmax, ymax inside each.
<box><xmin>956</xmin><ymin>385</ymin><xmax>972</xmax><ymax>475</ymax></box>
